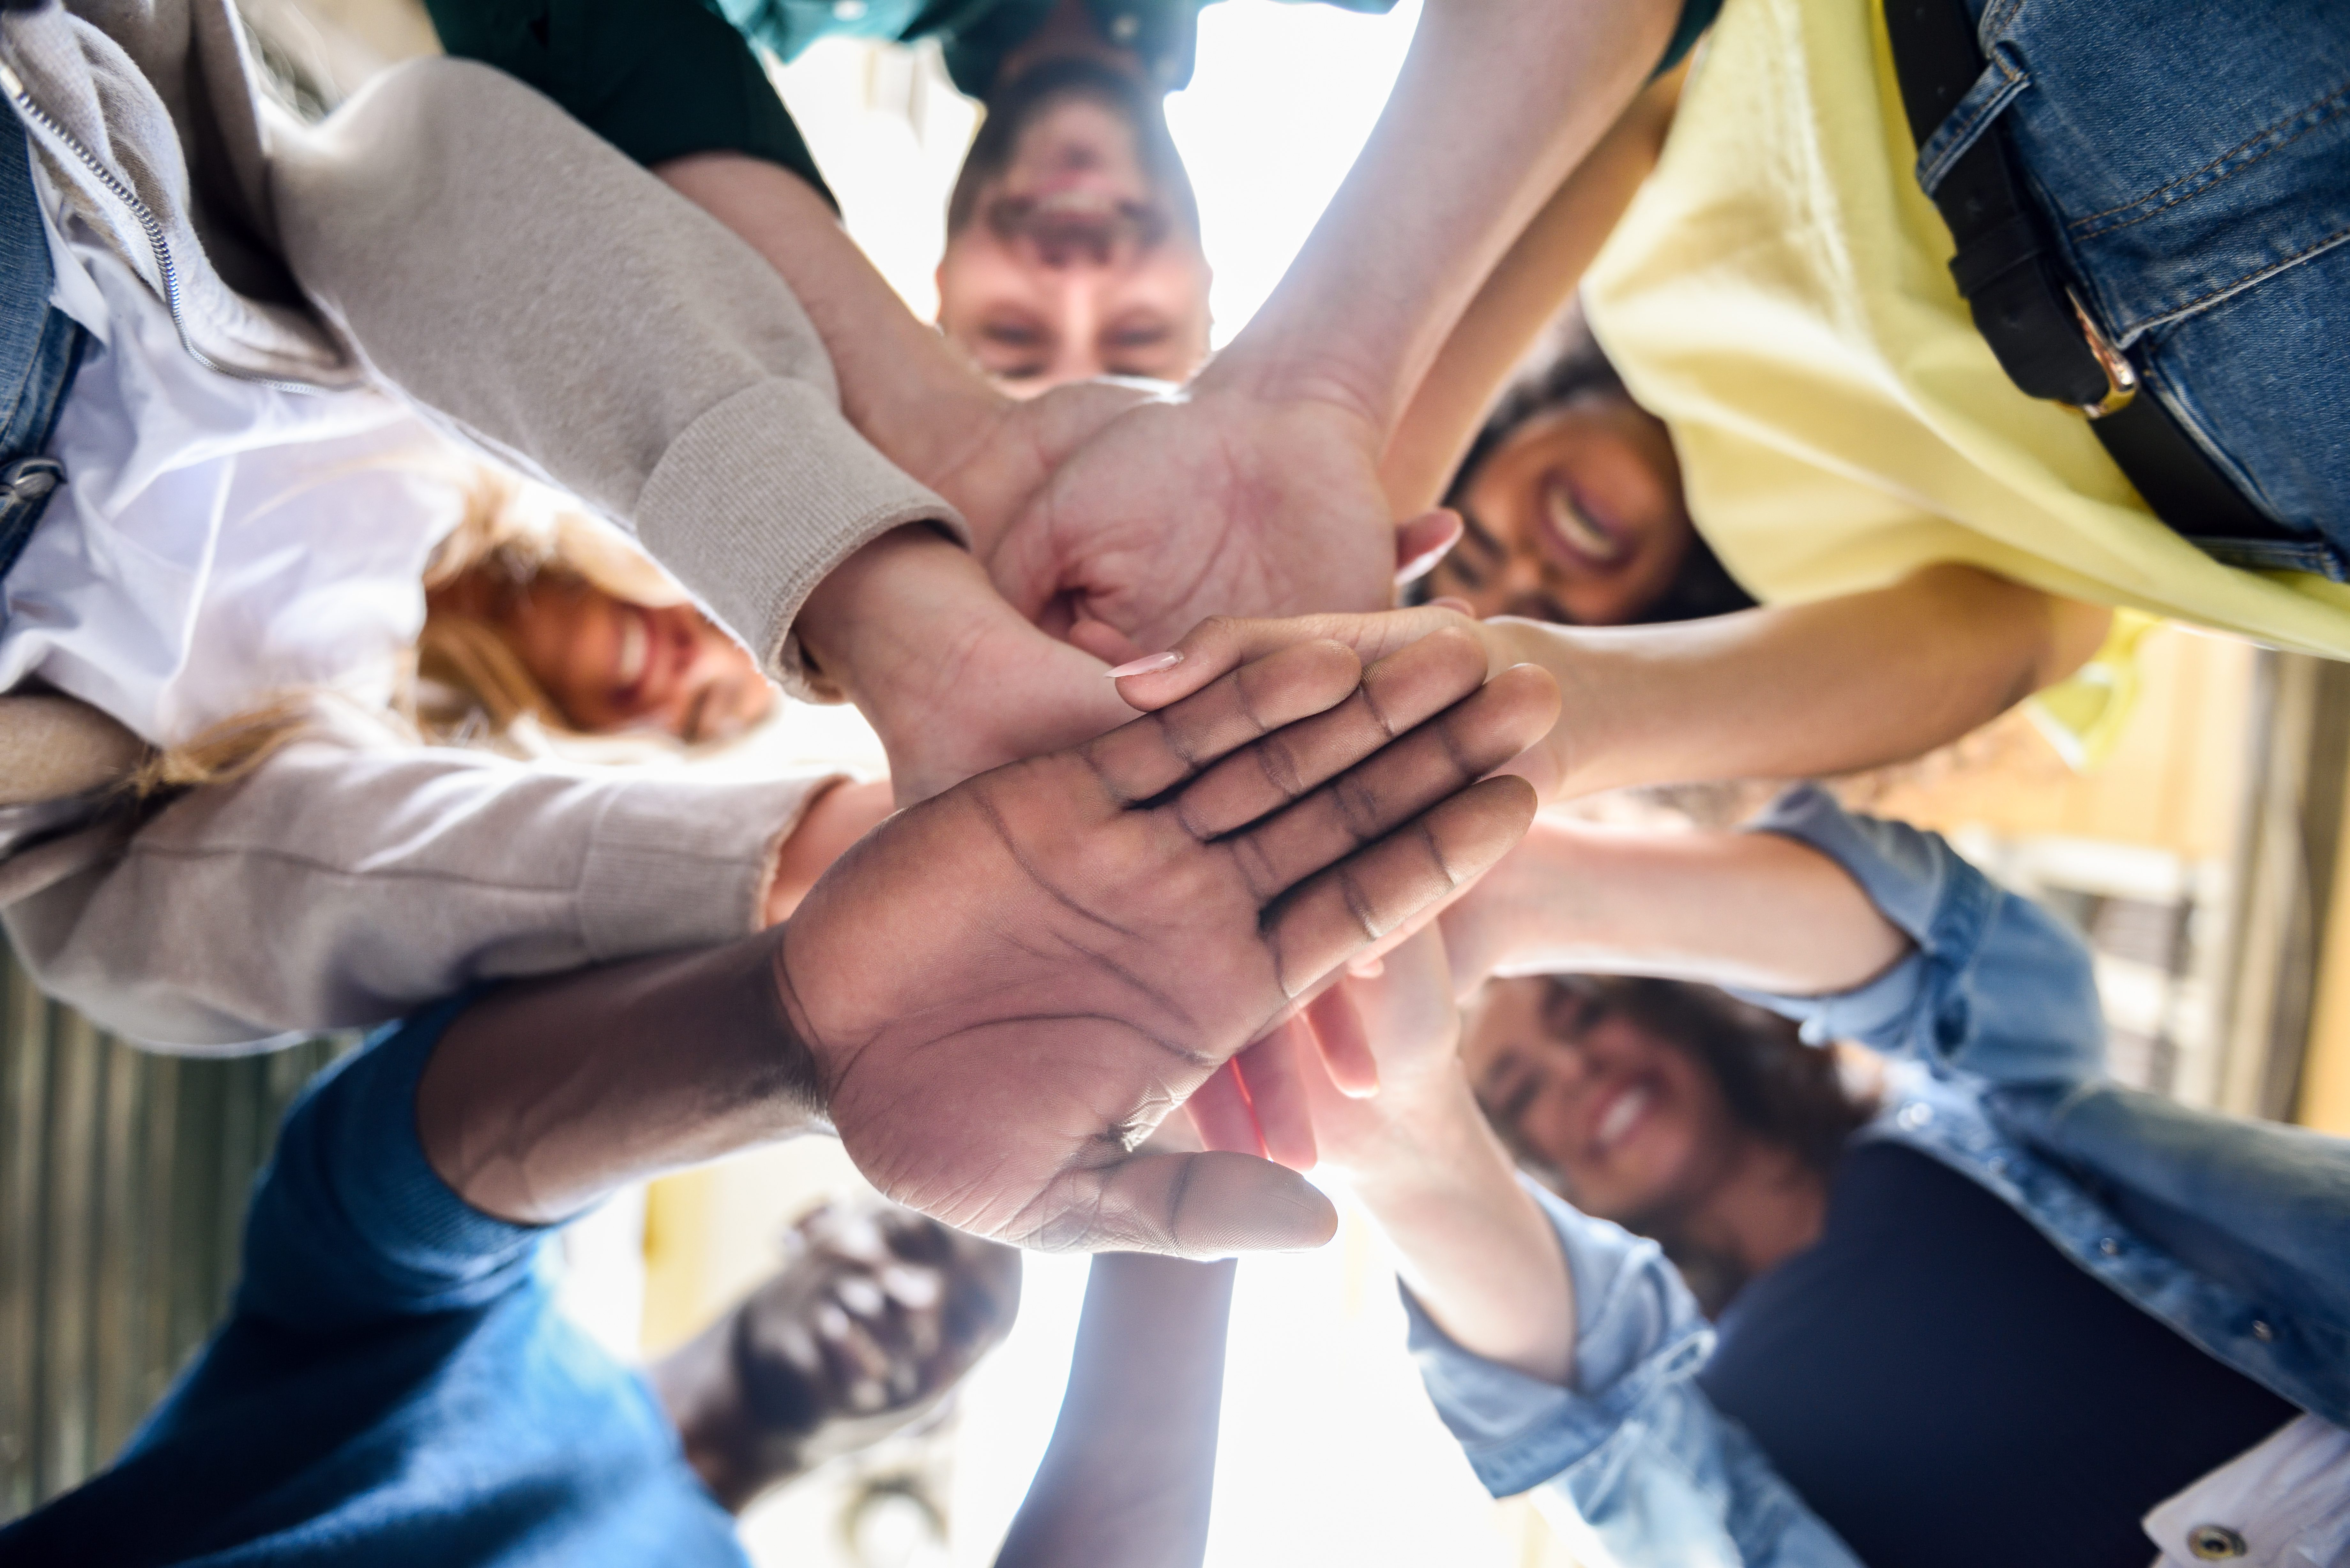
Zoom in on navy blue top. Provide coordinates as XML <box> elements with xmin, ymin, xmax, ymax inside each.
<box><xmin>0</xmin><ymin>999</ymin><xmax>748</xmax><ymax>1568</ymax></box>
<box><xmin>1696</xmin><ymin>1141</ymin><xmax>2296</xmax><ymax>1568</ymax></box>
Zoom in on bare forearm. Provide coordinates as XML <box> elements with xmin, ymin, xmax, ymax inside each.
<box><xmin>1207</xmin><ymin>0</ymin><xmax>1676</xmax><ymax>433</ymax></box>
<box><xmin>655</xmin><ymin>154</ymin><xmax>1010</xmax><ymax>514</ymax></box>
<box><xmin>995</xmin><ymin>1254</ymin><xmax>1238</xmax><ymax>1568</ymax></box>
<box><xmin>1346</xmin><ymin>1080</ymin><xmax>1576</xmax><ymax>1384</ymax></box>
<box><xmin>1496</xmin><ymin>564</ymin><xmax>2111</xmax><ymax>799</ymax></box>
<box><xmin>1381</xmin><ymin>66</ymin><xmax>1686</xmax><ymax>515</ymax></box>
<box><xmin>1446</xmin><ymin>817</ymin><xmax>1910</xmax><ymax>998</ymax></box>
<box><xmin>417</xmin><ymin>930</ymin><xmax>821</xmax><ymax>1224</ymax></box>
<box><xmin>765</xmin><ymin>778</ymin><xmax>895</xmax><ymax>923</ymax></box>
<box><xmin>794</xmin><ymin>525</ymin><xmax>1133</xmax><ymax>801</ymax></box>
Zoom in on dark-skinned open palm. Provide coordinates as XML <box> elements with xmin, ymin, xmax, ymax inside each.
<box><xmin>774</xmin><ymin>628</ymin><xmax>1558</xmax><ymax>1256</ymax></box>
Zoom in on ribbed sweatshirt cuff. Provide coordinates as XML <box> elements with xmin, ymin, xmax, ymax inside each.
<box><xmin>343</xmin><ymin>994</ymin><xmax>541</xmax><ymax>1263</ymax></box>
<box><xmin>235</xmin><ymin>993</ymin><xmax>542</xmax><ymax>1331</ymax></box>
<box><xmin>632</xmin><ymin>378</ymin><xmax>967</xmax><ymax>701</ymax></box>
<box><xmin>575</xmin><ymin>769</ymin><xmax>844</xmax><ymax>962</ymax></box>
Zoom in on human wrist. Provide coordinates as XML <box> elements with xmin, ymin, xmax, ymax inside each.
<box><xmin>1340</xmin><ymin>1070</ymin><xmax>1496</xmax><ymax>1214</ymax></box>
<box><xmin>1192</xmin><ymin>337</ymin><xmax>1394</xmax><ymax>447</ymax></box>
<box><xmin>875</xmin><ymin>374</ymin><xmax>1019</xmax><ymax>530</ymax></box>
<box><xmin>655</xmin><ymin>152</ymin><xmax>1012</xmax><ymax>519</ymax></box>
<box><xmin>1444</xmin><ymin>817</ymin><xmax>1595</xmax><ymax>984</ymax></box>
<box><xmin>764</xmin><ymin>778</ymin><xmax>894</xmax><ymax>925</ymax></box>
<box><xmin>793</xmin><ymin>524</ymin><xmax>969</xmax><ymax>709</ymax></box>
<box><xmin>421</xmin><ymin>930</ymin><xmax>826</xmax><ymax>1225</ymax></box>
<box><xmin>1483</xmin><ymin>616</ymin><xmax>1617</xmax><ymax>800</ymax></box>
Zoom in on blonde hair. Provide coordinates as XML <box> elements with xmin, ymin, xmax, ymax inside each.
<box><xmin>415</xmin><ymin>469</ymin><xmax>710</xmax><ymax>758</ymax></box>
<box><xmin>142</xmin><ymin>466</ymin><xmax>712</xmax><ymax>789</ymax></box>
<box><xmin>130</xmin><ymin>689</ymin><xmax>419</xmax><ymax>795</ymax></box>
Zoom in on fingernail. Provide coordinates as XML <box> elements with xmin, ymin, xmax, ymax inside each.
<box><xmin>1104</xmin><ymin>651</ymin><xmax>1183</xmax><ymax>679</ymax></box>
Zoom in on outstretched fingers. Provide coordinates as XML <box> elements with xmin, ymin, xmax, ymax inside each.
<box><xmin>1018</xmin><ymin>1150</ymin><xmax>1339</xmax><ymax>1257</ymax></box>
<box><xmin>1184</xmin><ymin>1060</ymin><xmax>1267</xmax><ymax>1159</ymax></box>
<box><xmin>1107</xmin><ymin>609</ymin><xmax>1484</xmax><ymax>712</ymax></box>
<box><xmin>1264</xmin><ymin>775</ymin><xmax>1540</xmax><ymax>1000</ymax></box>
<box><xmin>1304</xmin><ymin>985</ymin><xmax>1380</xmax><ymax>1098</ymax></box>
<box><xmin>1171</xmin><ymin>627</ymin><xmax>1490</xmax><ymax>840</ymax></box>
<box><xmin>1186</xmin><ymin>1026</ymin><xmax>1323</xmax><ymax>1171</ymax></box>
<box><xmin>1080</xmin><ymin>639</ymin><xmax>1361</xmax><ymax>805</ymax></box>
<box><xmin>1230</xmin><ymin>1023</ymin><xmax>1318</xmax><ymax>1171</ymax></box>
<box><xmin>1223</xmin><ymin>662</ymin><xmax>1559</xmax><ymax>902</ymax></box>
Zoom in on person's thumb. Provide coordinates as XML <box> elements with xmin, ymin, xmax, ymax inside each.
<box><xmin>1024</xmin><ymin>1150</ymin><xmax>1338</xmax><ymax>1257</ymax></box>
<box><xmin>1395</xmin><ymin>508</ymin><xmax>1464</xmax><ymax>585</ymax></box>
<box><xmin>1068</xmin><ymin>615</ymin><xmax>1148</xmax><ymax>666</ymax></box>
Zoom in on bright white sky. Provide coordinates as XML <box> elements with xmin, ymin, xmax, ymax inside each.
<box><xmin>1171</xmin><ymin>0</ymin><xmax>1423</xmax><ymax>345</ymax></box>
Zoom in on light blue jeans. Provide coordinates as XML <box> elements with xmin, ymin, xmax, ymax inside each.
<box><xmin>1</xmin><ymin>106</ymin><xmax>87</xmax><ymax>591</ymax></box>
<box><xmin>1928</xmin><ymin>0</ymin><xmax>2350</xmax><ymax>574</ymax></box>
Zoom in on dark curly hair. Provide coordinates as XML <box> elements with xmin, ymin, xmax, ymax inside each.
<box><xmin>1481</xmin><ymin>975</ymin><xmax>1873</xmax><ymax>1313</ymax></box>
<box><xmin>1438</xmin><ymin>323</ymin><xmax>1755</xmax><ymax>626</ymax></box>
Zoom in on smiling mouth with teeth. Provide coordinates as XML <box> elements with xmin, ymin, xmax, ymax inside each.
<box><xmin>1594</xmin><ymin>1082</ymin><xmax>1653</xmax><ymax>1153</ymax></box>
<box><xmin>615</xmin><ymin>606</ymin><xmax>649</xmax><ymax>690</ymax></box>
<box><xmin>1540</xmin><ymin>475</ymin><xmax>1630</xmax><ymax>567</ymax></box>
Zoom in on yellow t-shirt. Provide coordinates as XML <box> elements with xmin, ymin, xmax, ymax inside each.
<box><xmin>1581</xmin><ymin>0</ymin><xmax>2350</xmax><ymax>665</ymax></box>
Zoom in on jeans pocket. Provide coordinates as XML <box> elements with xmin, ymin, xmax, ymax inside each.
<box><xmin>1981</xmin><ymin>0</ymin><xmax>2350</xmax><ymax>343</ymax></box>
<box><xmin>1914</xmin><ymin>46</ymin><xmax>2031</xmax><ymax>198</ymax></box>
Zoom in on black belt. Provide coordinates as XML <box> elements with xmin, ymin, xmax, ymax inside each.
<box><xmin>1881</xmin><ymin>0</ymin><xmax>2298</xmax><ymax>549</ymax></box>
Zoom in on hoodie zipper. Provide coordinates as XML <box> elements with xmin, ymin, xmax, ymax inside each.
<box><xmin>2</xmin><ymin>60</ymin><xmax>331</xmax><ymax>396</ymax></box>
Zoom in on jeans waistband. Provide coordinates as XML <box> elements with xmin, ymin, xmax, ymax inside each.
<box><xmin>1884</xmin><ymin>0</ymin><xmax>2342</xmax><ymax>577</ymax></box>
<box><xmin>2</xmin><ymin>104</ymin><xmax>85</xmax><ymax>589</ymax></box>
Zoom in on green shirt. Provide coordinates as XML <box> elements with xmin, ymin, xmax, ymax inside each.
<box><xmin>424</xmin><ymin>0</ymin><xmax>1719</xmax><ymax>211</ymax></box>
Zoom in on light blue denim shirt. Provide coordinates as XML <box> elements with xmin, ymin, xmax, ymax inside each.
<box><xmin>1406</xmin><ymin>786</ymin><xmax>2350</xmax><ymax>1568</ymax></box>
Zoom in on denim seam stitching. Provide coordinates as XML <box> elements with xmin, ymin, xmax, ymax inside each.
<box><xmin>2122</xmin><ymin>221</ymin><xmax>2350</xmax><ymax>339</ymax></box>
<box><xmin>1914</xmin><ymin>54</ymin><xmax>2029</xmax><ymax>197</ymax></box>
<box><xmin>1976</xmin><ymin>0</ymin><xmax>2028</xmax><ymax>50</ymax></box>
<box><xmin>2129</xmin><ymin>354</ymin><xmax>2298</xmax><ymax>525</ymax></box>
<box><xmin>2066</xmin><ymin>79</ymin><xmax>2350</xmax><ymax>239</ymax></box>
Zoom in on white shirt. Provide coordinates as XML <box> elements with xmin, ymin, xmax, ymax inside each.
<box><xmin>2145</xmin><ymin>1415</ymin><xmax>2350</xmax><ymax>1568</ymax></box>
<box><xmin>0</xmin><ymin>159</ymin><xmax>464</xmax><ymax>747</ymax></box>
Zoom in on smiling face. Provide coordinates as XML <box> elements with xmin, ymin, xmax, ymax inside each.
<box><xmin>1460</xmin><ymin>976</ymin><xmax>1747</xmax><ymax>1225</ymax></box>
<box><xmin>483</xmin><ymin>575</ymin><xmax>775</xmax><ymax>744</ymax></box>
<box><xmin>937</xmin><ymin>63</ymin><xmax>1212</xmax><ymax>393</ymax></box>
<box><xmin>1429</xmin><ymin>397</ymin><xmax>1696</xmax><ymax>626</ymax></box>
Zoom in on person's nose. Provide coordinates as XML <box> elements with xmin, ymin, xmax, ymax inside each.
<box><xmin>1495</xmin><ymin>541</ymin><xmax>1551</xmax><ymax>603</ymax></box>
<box><xmin>1546</xmin><ymin>1029</ymin><xmax>1603</xmax><ymax>1091</ymax></box>
<box><xmin>1015</xmin><ymin>275</ymin><xmax>1108</xmax><ymax>390</ymax></box>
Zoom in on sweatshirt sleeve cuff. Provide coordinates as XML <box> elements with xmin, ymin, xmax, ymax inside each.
<box><xmin>630</xmin><ymin>378</ymin><xmax>967</xmax><ymax>701</ymax></box>
<box><xmin>1405</xmin><ymin>1178</ymin><xmax>1714</xmax><ymax>1498</ymax></box>
<box><xmin>1743</xmin><ymin>783</ymin><xmax>1947</xmax><ymax>941</ymax></box>
<box><xmin>235</xmin><ymin>994</ymin><xmax>545</xmax><ymax>1329</ymax></box>
<box><xmin>576</xmin><ymin>769</ymin><xmax>848</xmax><ymax>961</ymax></box>
<box><xmin>1728</xmin><ymin>784</ymin><xmax>1942</xmax><ymax>1044</ymax></box>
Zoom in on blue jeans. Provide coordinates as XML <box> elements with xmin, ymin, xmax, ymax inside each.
<box><xmin>1928</xmin><ymin>0</ymin><xmax>2350</xmax><ymax>576</ymax></box>
<box><xmin>1</xmin><ymin>107</ymin><xmax>87</xmax><ymax>592</ymax></box>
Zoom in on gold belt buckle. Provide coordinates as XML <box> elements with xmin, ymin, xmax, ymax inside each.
<box><xmin>2069</xmin><ymin>291</ymin><xmax>2139</xmax><ymax>419</ymax></box>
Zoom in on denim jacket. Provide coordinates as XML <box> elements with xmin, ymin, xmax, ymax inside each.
<box><xmin>1407</xmin><ymin>786</ymin><xmax>2350</xmax><ymax>1568</ymax></box>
